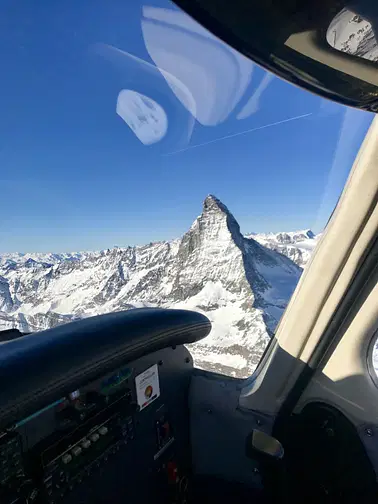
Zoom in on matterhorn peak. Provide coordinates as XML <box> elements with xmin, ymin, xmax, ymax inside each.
<box><xmin>203</xmin><ymin>194</ymin><xmax>232</xmax><ymax>215</ymax></box>
<box><xmin>193</xmin><ymin>194</ymin><xmax>241</xmax><ymax>245</ymax></box>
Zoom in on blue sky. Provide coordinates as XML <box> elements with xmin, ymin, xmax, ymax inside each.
<box><xmin>0</xmin><ymin>0</ymin><xmax>373</xmax><ymax>252</ymax></box>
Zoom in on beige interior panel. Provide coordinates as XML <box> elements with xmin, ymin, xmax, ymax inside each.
<box><xmin>295</xmin><ymin>272</ymin><xmax>378</xmax><ymax>425</ymax></box>
<box><xmin>240</xmin><ymin>115</ymin><xmax>378</xmax><ymax>415</ymax></box>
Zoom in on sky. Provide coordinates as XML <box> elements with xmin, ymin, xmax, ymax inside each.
<box><xmin>0</xmin><ymin>0</ymin><xmax>373</xmax><ymax>252</ymax></box>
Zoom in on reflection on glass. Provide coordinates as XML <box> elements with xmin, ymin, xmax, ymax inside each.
<box><xmin>327</xmin><ymin>8</ymin><xmax>378</xmax><ymax>62</ymax></box>
<box><xmin>116</xmin><ymin>90</ymin><xmax>168</xmax><ymax>145</ymax></box>
<box><xmin>141</xmin><ymin>6</ymin><xmax>253</xmax><ymax>126</ymax></box>
<box><xmin>94</xmin><ymin>42</ymin><xmax>196</xmax><ymax>152</ymax></box>
<box><xmin>372</xmin><ymin>339</ymin><xmax>378</xmax><ymax>376</ymax></box>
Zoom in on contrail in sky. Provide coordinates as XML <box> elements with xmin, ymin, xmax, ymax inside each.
<box><xmin>166</xmin><ymin>112</ymin><xmax>313</xmax><ymax>156</ymax></box>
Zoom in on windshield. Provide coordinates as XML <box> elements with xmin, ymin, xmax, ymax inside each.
<box><xmin>0</xmin><ymin>0</ymin><xmax>373</xmax><ymax>377</ymax></box>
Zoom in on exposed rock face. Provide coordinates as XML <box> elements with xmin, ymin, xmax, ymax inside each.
<box><xmin>0</xmin><ymin>195</ymin><xmax>302</xmax><ymax>377</ymax></box>
<box><xmin>0</xmin><ymin>276</ymin><xmax>13</xmax><ymax>312</ymax></box>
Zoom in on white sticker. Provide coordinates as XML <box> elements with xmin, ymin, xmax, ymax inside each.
<box><xmin>135</xmin><ymin>364</ymin><xmax>160</xmax><ymax>411</ymax></box>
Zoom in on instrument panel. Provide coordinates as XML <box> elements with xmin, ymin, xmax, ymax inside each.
<box><xmin>0</xmin><ymin>346</ymin><xmax>193</xmax><ymax>504</ymax></box>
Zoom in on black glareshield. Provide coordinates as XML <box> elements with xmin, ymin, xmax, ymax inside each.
<box><xmin>173</xmin><ymin>0</ymin><xmax>378</xmax><ymax>112</ymax></box>
<box><xmin>0</xmin><ymin>308</ymin><xmax>211</xmax><ymax>429</ymax></box>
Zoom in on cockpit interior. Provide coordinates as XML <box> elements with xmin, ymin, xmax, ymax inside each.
<box><xmin>1</xmin><ymin>0</ymin><xmax>378</xmax><ymax>503</ymax></box>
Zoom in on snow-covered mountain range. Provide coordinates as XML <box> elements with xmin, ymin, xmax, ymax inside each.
<box><xmin>247</xmin><ymin>229</ymin><xmax>320</xmax><ymax>268</ymax></box>
<box><xmin>0</xmin><ymin>196</ymin><xmax>315</xmax><ymax>377</ymax></box>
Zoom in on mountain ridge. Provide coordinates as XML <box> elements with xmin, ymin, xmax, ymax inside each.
<box><xmin>247</xmin><ymin>229</ymin><xmax>320</xmax><ymax>268</ymax></box>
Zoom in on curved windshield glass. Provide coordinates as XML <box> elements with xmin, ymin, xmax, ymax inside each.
<box><xmin>0</xmin><ymin>0</ymin><xmax>373</xmax><ymax>377</ymax></box>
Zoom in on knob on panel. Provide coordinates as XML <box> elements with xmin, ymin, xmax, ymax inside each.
<box><xmin>89</xmin><ymin>433</ymin><xmax>100</xmax><ymax>443</ymax></box>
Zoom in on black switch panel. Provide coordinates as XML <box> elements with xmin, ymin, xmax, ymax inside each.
<box><xmin>156</xmin><ymin>411</ymin><xmax>173</xmax><ymax>452</ymax></box>
<box><xmin>0</xmin><ymin>432</ymin><xmax>24</xmax><ymax>485</ymax></box>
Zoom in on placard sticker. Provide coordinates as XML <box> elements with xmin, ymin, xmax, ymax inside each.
<box><xmin>135</xmin><ymin>364</ymin><xmax>160</xmax><ymax>411</ymax></box>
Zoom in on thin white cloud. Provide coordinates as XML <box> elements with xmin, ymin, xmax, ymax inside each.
<box><xmin>165</xmin><ymin>112</ymin><xmax>313</xmax><ymax>156</ymax></box>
